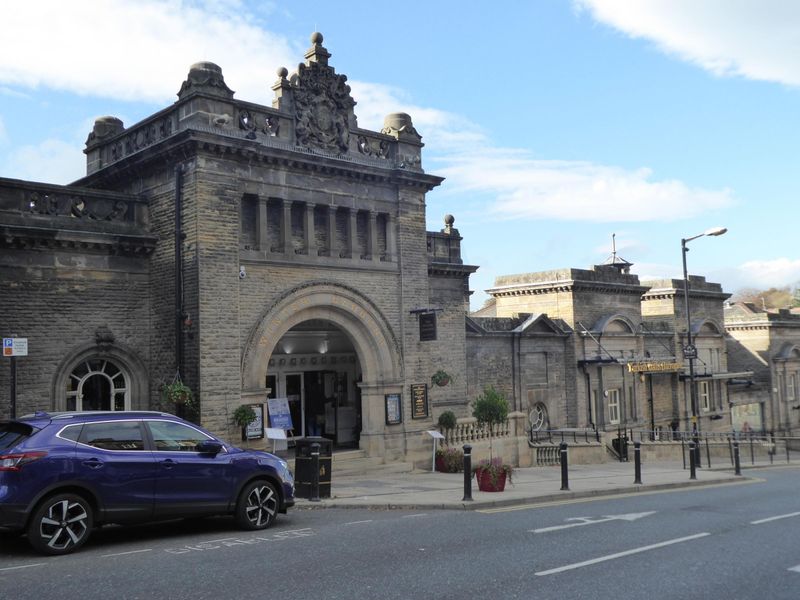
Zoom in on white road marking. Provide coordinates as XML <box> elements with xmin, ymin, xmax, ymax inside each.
<box><xmin>751</xmin><ymin>511</ymin><xmax>800</xmax><ymax>525</ymax></box>
<box><xmin>102</xmin><ymin>549</ymin><xmax>153</xmax><ymax>558</ymax></box>
<box><xmin>345</xmin><ymin>520</ymin><xmax>374</xmax><ymax>525</ymax></box>
<box><xmin>402</xmin><ymin>513</ymin><xmax>428</xmax><ymax>518</ymax></box>
<box><xmin>0</xmin><ymin>563</ymin><xmax>44</xmax><ymax>572</ymax></box>
<box><xmin>788</xmin><ymin>565</ymin><xmax>800</xmax><ymax>574</ymax></box>
<box><xmin>535</xmin><ymin>533</ymin><xmax>711</xmax><ymax>576</ymax></box>
<box><xmin>532</xmin><ymin>511</ymin><xmax>656</xmax><ymax>534</ymax></box>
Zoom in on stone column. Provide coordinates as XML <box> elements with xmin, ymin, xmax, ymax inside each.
<box><xmin>369</xmin><ymin>210</ymin><xmax>379</xmax><ymax>261</ymax></box>
<box><xmin>304</xmin><ymin>202</ymin><xmax>316</xmax><ymax>255</ymax></box>
<box><xmin>348</xmin><ymin>208</ymin><xmax>358</xmax><ymax>259</ymax></box>
<box><xmin>385</xmin><ymin>212</ymin><xmax>395</xmax><ymax>262</ymax></box>
<box><xmin>282</xmin><ymin>199</ymin><xmax>292</xmax><ymax>254</ymax></box>
<box><xmin>258</xmin><ymin>197</ymin><xmax>269</xmax><ymax>252</ymax></box>
<box><xmin>327</xmin><ymin>205</ymin><xmax>337</xmax><ymax>257</ymax></box>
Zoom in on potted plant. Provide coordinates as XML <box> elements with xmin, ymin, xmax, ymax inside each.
<box><xmin>471</xmin><ymin>385</ymin><xmax>513</xmax><ymax>492</ymax></box>
<box><xmin>435</xmin><ymin>446</ymin><xmax>464</xmax><ymax>473</ymax></box>
<box><xmin>437</xmin><ymin>410</ymin><xmax>457</xmax><ymax>441</ymax></box>
<box><xmin>233</xmin><ymin>404</ymin><xmax>257</xmax><ymax>441</ymax></box>
<box><xmin>431</xmin><ymin>369</ymin><xmax>452</xmax><ymax>387</ymax></box>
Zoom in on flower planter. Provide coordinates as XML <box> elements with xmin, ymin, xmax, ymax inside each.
<box><xmin>475</xmin><ymin>467</ymin><xmax>507</xmax><ymax>492</ymax></box>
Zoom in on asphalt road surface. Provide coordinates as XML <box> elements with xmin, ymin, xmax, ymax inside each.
<box><xmin>1</xmin><ymin>467</ymin><xmax>798</xmax><ymax>600</ymax></box>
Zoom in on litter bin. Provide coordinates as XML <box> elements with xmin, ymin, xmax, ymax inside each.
<box><xmin>295</xmin><ymin>436</ymin><xmax>332</xmax><ymax>499</ymax></box>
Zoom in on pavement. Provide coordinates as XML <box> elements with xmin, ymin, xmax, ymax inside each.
<box><xmin>292</xmin><ymin>460</ymin><xmax>772</xmax><ymax>511</ymax></box>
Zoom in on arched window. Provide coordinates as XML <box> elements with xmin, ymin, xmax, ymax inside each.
<box><xmin>65</xmin><ymin>358</ymin><xmax>130</xmax><ymax>412</ymax></box>
<box><xmin>529</xmin><ymin>403</ymin><xmax>548</xmax><ymax>431</ymax></box>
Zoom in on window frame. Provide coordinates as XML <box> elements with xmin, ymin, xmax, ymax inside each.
<box><xmin>607</xmin><ymin>389</ymin><xmax>620</xmax><ymax>425</ymax></box>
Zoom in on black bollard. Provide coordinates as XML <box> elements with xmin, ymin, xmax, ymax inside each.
<box><xmin>733</xmin><ymin>440</ymin><xmax>742</xmax><ymax>476</ymax></box>
<box><xmin>310</xmin><ymin>442</ymin><xmax>320</xmax><ymax>502</ymax></box>
<box><xmin>462</xmin><ymin>444</ymin><xmax>473</xmax><ymax>501</ymax></box>
<box><xmin>689</xmin><ymin>440</ymin><xmax>697</xmax><ymax>480</ymax></box>
<box><xmin>560</xmin><ymin>442</ymin><xmax>569</xmax><ymax>491</ymax></box>
<box><xmin>634</xmin><ymin>441</ymin><xmax>642</xmax><ymax>484</ymax></box>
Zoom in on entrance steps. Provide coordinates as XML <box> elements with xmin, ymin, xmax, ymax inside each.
<box><xmin>332</xmin><ymin>449</ymin><xmax>415</xmax><ymax>478</ymax></box>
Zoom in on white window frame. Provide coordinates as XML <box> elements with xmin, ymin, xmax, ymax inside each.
<box><xmin>787</xmin><ymin>373</ymin><xmax>797</xmax><ymax>402</ymax></box>
<box><xmin>66</xmin><ymin>358</ymin><xmax>130</xmax><ymax>412</ymax></box>
<box><xmin>607</xmin><ymin>389</ymin><xmax>620</xmax><ymax>425</ymax></box>
<box><xmin>699</xmin><ymin>380</ymin><xmax>711</xmax><ymax>412</ymax></box>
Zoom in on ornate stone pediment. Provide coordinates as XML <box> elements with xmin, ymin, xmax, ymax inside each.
<box><xmin>289</xmin><ymin>33</ymin><xmax>355</xmax><ymax>154</ymax></box>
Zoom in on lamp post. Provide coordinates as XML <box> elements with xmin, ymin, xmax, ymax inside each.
<box><xmin>681</xmin><ymin>226</ymin><xmax>727</xmax><ymax>464</ymax></box>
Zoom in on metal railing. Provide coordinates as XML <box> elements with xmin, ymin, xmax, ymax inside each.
<box><xmin>528</xmin><ymin>428</ymin><xmax>601</xmax><ymax>446</ymax></box>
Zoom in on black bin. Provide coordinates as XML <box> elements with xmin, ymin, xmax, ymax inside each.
<box><xmin>294</xmin><ymin>437</ymin><xmax>332</xmax><ymax>499</ymax></box>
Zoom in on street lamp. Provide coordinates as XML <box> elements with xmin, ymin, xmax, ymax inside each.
<box><xmin>681</xmin><ymin>227</ymin><xmax>727</xmax><ymax>458</ymax></box>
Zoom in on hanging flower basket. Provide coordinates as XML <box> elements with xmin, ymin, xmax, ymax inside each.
<box><xmin>431</xmin><ymin>370</ymin><xmax>452</xmax><ymax>387</ymax></box>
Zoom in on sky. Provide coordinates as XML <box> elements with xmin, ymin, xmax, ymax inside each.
<box><xmin>1</xmin><ymin>0</ymin><xmax>799</xmax><ymax>310</ymax></box>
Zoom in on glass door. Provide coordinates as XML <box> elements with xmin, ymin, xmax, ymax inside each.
<box><xmin>284</xmin><ymin>373</ymin><xmax>305</xmax><ymax>439</ymax></box>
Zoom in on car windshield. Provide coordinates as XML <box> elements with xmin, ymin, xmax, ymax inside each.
<box><xmin>0</xmin><ymin>422</ymin><xmax>36</xmax><ymax>451</ymax></box>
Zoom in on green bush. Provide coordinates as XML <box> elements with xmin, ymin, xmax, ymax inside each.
<box><xmin>437</xmin><ymin>410</ymin><xmax>457</xmax><ymax>432</ymax></box>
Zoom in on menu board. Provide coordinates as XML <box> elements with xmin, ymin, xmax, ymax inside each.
<box><xmin>385</xmin><ymin>394</ymin><xmax>402</xmax><ymax>425</ymax></box>
<box><xmin>411</xmin><ymin>383</ymin><xmax>428</xmax><ymax>419</ymax></box>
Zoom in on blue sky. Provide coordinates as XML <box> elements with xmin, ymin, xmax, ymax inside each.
<box><xmin>1</xmin><ymin>0</ymin><xmax>799</xmax><ymax>309</ymax></box>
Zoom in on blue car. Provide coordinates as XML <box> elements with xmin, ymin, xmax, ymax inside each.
<box><xmin>0</xmin><ymin>411</ymin><xmax>295</xmax><ymax>555</ymax></box>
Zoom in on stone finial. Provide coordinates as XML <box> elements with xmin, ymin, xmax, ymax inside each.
<box><xmin>443</xmin><ymin>214</ymin><xmax>458</xmax><ymax>235</ymax></box>
<box><xmin>381</xmin><ymin>112</ymin><xmax>420</xmax><ymax>140</ymax></box>
<box><xmin>85</xmin><ymin>116</ymin><xmax>125</xmax><ymax>148</ymax></box>
<box><xmin>177</xmin><ymin>61</ymin><xmax>234</xmax><ymax>100</ymax></box>
<box><xmin>305</xmin><ymin>31</ymin><xmax>330</xmax><ymax>66</ymax></box>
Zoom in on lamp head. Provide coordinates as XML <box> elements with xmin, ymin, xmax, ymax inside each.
<box><xmin>704</xmin><ymin>227</ymin><xmax>727</xmax><ymax>237</ymax></box>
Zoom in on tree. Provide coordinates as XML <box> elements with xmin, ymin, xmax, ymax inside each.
<box><xmin>731</xmin><ymin>286</ymin><xmax>794</xmax><ymax>310</ymax></box>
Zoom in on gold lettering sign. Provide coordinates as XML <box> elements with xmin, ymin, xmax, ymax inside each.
<box><xmin>627</xmin><ymin>361</ymin><xmax>683</xmax><ymax>373</ymax></box>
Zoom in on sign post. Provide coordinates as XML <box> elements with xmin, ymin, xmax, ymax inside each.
<box><xmin>3</xmin><ymin>338</ymin><xmax>28</xmax><ymax>419</ymax></box>
<box><xmin>426</xmin><ymin>430</ymin><xmax>445</xmax><ymax>472</ymax></box>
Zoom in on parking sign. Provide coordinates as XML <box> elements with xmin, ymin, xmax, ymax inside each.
<box><xmin>3</xmin><ymin>338</ymin><xmax>28</xmax><ymax>357</ymax></box>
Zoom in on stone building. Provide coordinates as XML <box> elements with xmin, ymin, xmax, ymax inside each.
<box><xmin>0</xmin><ymin>33</ymin><xmax>477</xmax><ymax>464</ymax></box>
<box><xmin>724</xmin><ymin>303</ymin><xmax>800</xmax><ymax>434</ymax></box>
<box><xmin>469</xmin><ymin>259</ymin><xmax>742</xmax><ymax>436</ymax></box>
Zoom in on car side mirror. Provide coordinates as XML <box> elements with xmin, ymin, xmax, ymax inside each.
<box><xmin>196</xmin><ymin>440</ymin><xmax>223</xmax><ymax>455</ymax></box>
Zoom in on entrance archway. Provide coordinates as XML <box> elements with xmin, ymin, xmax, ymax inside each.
<box><xmin>242</xmin><ymin>282</ymin><xmax>403</xmax><ymax>456</ymax></box>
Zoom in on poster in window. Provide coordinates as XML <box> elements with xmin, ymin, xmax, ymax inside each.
<box><xmin>419</xmin><ymin>312</ymin><xmax>437</xmax><ymax>341</ymax></box>
<box><xmin>385</xmin><ymin>394</ymin><xmax>402</xmax><ymax>425</ymax></box>
<box><xmin>246</xmin><ymin>404</ymin><xmax>265</xmax><ymax>440</ymax></box>
<box><xmin>410</xmin><ymin>383</ymin><xmax>429</xmax><ymax>419</ymax></box>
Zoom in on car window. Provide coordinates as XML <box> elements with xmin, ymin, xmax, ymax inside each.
<box><xmin>147</xmin><ymin>421</ymin><xmax>211</xmax><ymax>452</ymax></box>
<box><xmin>80</xmin><ymin>421</ymin><xmax>145</xmax><ymax>451</ymax></box>
<box><xmin>59</xmin><ymin>424</ymin><xmax>83</xmax><ymax>442</ymax></box>
<box><xmin>0</xmin><ymin>422</ymin><xmax>34</xmax><ymax>451</ymax></box>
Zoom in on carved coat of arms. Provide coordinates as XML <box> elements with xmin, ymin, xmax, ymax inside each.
<box><xmin>293</xmin><ymin>64</ymin><xmax>353</xmax><ymax>154</ymax></box>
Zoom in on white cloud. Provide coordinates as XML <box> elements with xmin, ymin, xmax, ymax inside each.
<box><xmin>435</xmin><ymin>148</ymin><xmax>734</xmax><ymax>223</ymax></box>
<box><xmin>576</xmin><ymin>0</ymin><xmax>800</xmax><ymax>87</ymax></box>
<box><xmin>2</xmin><ymin>139</ymin><xmax>86</xmax><ymax>185</ymax></box>
<box><xmin>736</xmin><ymin>258</ymin><xmax>800</xmax><ymax>288</ymax></box>
<box><xmin>0</xmin><ymin>0</ymin><xmax>299</xmax><ymax>104</ymax></box>
<box><xmin>0</xmin><ymin>116</ymin><xmax>7</xmax><ymax>145</ymax></box>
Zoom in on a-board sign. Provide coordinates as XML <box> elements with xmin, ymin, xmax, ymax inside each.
<box><xmin>267</xmin><ymin>397</ymin><xmax>293</xmax><ymax>430</ymax></box>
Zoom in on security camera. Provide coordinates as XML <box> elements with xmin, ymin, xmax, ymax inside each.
<box><xmin>239</xmin><ymin>265</ymin><xmax>246</xmax><ymax>279</ymax></box>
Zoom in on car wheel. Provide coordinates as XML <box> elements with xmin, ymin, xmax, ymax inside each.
<box><xmin>27</xmin><ymin>493</ymin><xmax>94</xmax><ymax>555</ymax></box>
<box><xmin>236</xmin><ymin>480</ymin><xmax>279</xmax><ymax>530</ymax></box>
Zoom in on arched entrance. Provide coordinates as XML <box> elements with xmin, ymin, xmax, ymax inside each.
<box><xmin>242</xmin><ymin>282</ymin><xmax>403</xmax><ymax>457</ymax></box>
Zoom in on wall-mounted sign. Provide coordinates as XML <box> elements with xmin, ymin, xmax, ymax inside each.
<box><xmin>246</xmin><ymin>404</ymin><xmax>265</xmax><ymax>440</ymax></box>
<box><xmin>419</xmin><ymin>312</ymin><xmax>437</xmax><ymax>342</ymax></box>
<box><xmin>627</xmin><ymin>361</ymin><xmax>683</xmax><ymax>374</ymax></box>
<box><xmin>410</xmin><ymin>383</ymin><xmax>429</xmax><ymax>419</ymax></box>
<box><xmin>385</xmin><ymin>393</ymin><xmax>402</xmax><ymax>425</ymax></box>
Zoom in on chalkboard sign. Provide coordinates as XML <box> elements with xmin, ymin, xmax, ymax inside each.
<box><xmin>419</xmin><ymin>312</ymin><xmax>437</xmax><ymax>341</ymax></box>
<box><xmin>385</xmin><ymin>394</ymin><xmax>402</xmax><ymax>425</ymax></box>
<box><xmin>410</xmin><ymin>383</ymin><xmax>428</xmax><ymax>419</ymax></box>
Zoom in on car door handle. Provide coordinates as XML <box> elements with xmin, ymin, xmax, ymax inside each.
<box><xmin>82</xmin><ymin>458</ymin><xmax>104</xmax><ymax>469</ymax></box>
<box><xmin>159</xmin><ymin>459</ymin><xmax>176</xmax><ymax>469</ymax></box>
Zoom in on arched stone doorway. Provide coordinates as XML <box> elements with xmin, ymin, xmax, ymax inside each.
<box><xmin>242</xmin><ymin>282</ymin><xmax>403</xmax><ymax>457</ymax></box>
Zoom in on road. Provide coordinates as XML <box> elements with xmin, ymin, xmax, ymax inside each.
<box><xmin>1</xmin><ymin>467</ymin><xmax>798</xmax><ymax>600</ymax></box>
